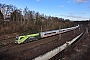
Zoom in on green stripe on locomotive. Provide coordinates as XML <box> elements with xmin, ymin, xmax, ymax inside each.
<box><xmin>17</xmin><ymin>33</ymin><xmax>40</xmax><ymax>44</ymax></box>
<box><xmin>27</xmin><ymin>33</ymin><xmax>40</xmax><ymax>37</ymax></box>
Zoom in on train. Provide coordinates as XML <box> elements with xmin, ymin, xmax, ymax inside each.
<box><xmin>15</xmin><ymin>25</ymin><xmax>79</xmax><ymax>44</ymax></box>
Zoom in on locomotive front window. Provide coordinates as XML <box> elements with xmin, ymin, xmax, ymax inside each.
<box><xmin>20</xmin><ymin>37</ymin><xmax>24</xmax><ymax>40</ymax></box>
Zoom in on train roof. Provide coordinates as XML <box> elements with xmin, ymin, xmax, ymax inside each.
<box><xmin>40</xmin><ymin>30</ymin><xmax>58</xmax><ymax>34</ymax></box>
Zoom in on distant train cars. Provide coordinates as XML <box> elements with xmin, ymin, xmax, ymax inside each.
<box><xmin>15</xmin><ymin>25</ymin><xmax>79</xmax><ymax>44</ymax></box>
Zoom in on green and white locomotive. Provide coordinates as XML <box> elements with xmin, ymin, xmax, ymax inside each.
<box><xmin>15</xmin><ymin>33</ymin><xmax>40</xmax><ymax>44</ymax></box>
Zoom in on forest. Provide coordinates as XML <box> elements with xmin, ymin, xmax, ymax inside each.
<box><xmin>0</xmin><ymin>3</ymin><xmax>76</xmax><ymax>36</ymax></box>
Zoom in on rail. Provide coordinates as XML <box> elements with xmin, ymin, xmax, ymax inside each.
<box><xmin>32</xmin><ymin>32</ymin><xmax>84</xmax><ymax>60</ymax></box>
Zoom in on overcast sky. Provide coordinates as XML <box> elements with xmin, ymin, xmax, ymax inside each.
<box><xmin>0</xmin><ymin>0</ymin><xmax>90</xmax><ymax>21</ymax></box>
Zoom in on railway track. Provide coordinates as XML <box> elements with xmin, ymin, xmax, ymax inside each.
<box><xmin>15</xmin><ymin>27</ymin><xmax>83</xmax><ymax>60</ymax></box>
<box><xmin>0</xmin><ymin>25</ymin><xmax>85</xmax><ymax>60</ymax></box>
<box><xmin>50</xmin><ymin>31</ymin><xmax>85</xmax><ymax>60</ymax></box>
<box><xmin>0</xmin><ymin>27</ymin><xmax>83</xmax><ymax>60</ymax></box>
<box><xmin>50</xmin><ymin>26</ymin><xmax>88</xmax><ymax>60</ymax></box>
<box><xmin>68</xmin><ymin>27</ymin><xmax>90</xmax><ymax>60</ymax></box>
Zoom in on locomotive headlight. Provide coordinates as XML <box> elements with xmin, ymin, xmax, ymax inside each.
<box><xmin>15</xmin><ymin>36</ymin><xmax>19</xmax><ymax>43</ymax></box>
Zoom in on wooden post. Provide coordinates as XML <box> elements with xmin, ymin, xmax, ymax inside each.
<box><xmin>59</xmin><ymin>26</ymin><xmax>61</xmax><ymax>40</ymax></box>
<box><xmin>74</xmin><ymin>25</ymin><xmax>75</xmax><ymax>34</ymax></box>
<box><xmin>41</xmin><ymin>26</ymin><xmax>42</xmax><ymax>32</ymax></box>
<box><xmin>79</xmin><ymin>27</ymin><xmax>80</xmax><ymax>31</ymax></box>
<box><xmin>86</xmin><ymin>27</ymin><xmax>88</xmax><ymax>34</ymax></box>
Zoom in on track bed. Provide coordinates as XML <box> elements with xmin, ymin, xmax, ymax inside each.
<box><xmin>57</xmin><ymin>26</ymin><xmax>90</xmax><ymax>60</ymax></box>
<box><xmin>0</xmin><ymin>27</ymin><xmax>84</xmax><ymax>60</ymax></box>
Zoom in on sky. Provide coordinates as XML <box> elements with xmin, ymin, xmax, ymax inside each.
<box><xmin>0</xmin><ymin>0</ymin><xmax>90</xmax><ymax>21</ymax></box>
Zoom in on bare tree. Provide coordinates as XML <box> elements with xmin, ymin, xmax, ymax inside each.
<box><xmin>35</xmin><ymin>12</ymin><xmax>40</xmax><ymax>25</ymax></box>
<box><xmin>23</xmin><ymin>6</ymin><xmax>28</xmax><ymax>24</ymax></box>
